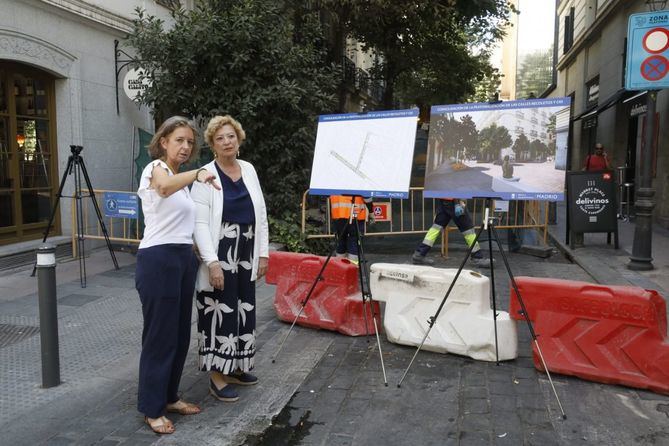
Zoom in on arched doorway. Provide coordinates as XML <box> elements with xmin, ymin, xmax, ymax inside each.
<box><xmin>0</xmin><ymin>62</ymin><xmax>58</xmax><ymax>245</ymax></box>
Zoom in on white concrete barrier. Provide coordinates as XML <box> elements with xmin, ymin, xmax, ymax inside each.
<box><xmin>370</xmin><ymin>263</ymin><xmax>518</xmax><ymax>361</ymax></box>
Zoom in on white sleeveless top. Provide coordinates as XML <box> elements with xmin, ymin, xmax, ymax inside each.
<box><xmin>137</xmin><ymin>159</ymin><xmax>195</xmax><ymax>249</ymax></box>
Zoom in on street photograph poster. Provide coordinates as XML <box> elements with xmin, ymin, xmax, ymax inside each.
<box><xmin>308</xmin><ymin>109</ymin><xmax>419</xmax><ymax>198</ymax></box>
<box><xmin>424</xmin><ymin>97</ymin><xmax>572</xmax><ymax>201</ymax></box>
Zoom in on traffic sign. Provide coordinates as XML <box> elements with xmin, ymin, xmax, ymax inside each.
<box><xmin>103</xmin><ymin>191</ymin><xmax>139</xmax><ymax>219</ymax></box>
<box><xmin>626</xmin><ymin>11</ymin><xmax>669</xmax><ymax>90</ymax></box>
<box><xmin>371</xmin><ymin>202</ymin><xmax>391</xmax><ymax>222</ymax></box>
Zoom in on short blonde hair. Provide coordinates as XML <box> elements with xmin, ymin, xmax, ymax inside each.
<box><xmin>147</xmin><ymin>116</ymin><xmax>199</xmax><ymax>163</ymax></box>
<box><xmin>204</xmin><ymin>115</ymin><xmax>246</xmax><ymax>148</ymax></box>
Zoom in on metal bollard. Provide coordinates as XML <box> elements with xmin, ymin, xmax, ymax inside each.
<box><xmin>36</xmin><ymin>243</ymin><xmax>60</xmax><ymax>388</ymax></box>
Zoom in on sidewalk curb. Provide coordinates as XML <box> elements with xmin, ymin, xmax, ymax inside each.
<box><xmin>546</xmin><ymin>226</ymin><xmax>611</xmax><ymax>285</ymax></box>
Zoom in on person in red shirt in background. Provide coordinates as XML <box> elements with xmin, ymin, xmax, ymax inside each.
<box><xmin>583</xmin><ymin>143</ymin><xmax>611</xmax><ymax>171</ymax></box>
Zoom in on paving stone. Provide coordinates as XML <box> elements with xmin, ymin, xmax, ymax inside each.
<box><xmin>324</xmin><ymin>433</ymin><xmax>355</xmax><ymax>446</ymax></box>
<box><xmin>463</xmin><ymin>386</ymin><xmax>488</xmax><ymax>399</ymax></box>
<box><xmin>58</xmin><ymin>293</ymin><xmax>103</xmax><ymax>306</ymax></box>
<box><xmin>44</xmin><ymin>437</ymin><xmax>76</xmax><ymax>445</ymax></box>
<box><xmin>96</xmin><ymin>440</ymin><xmax>122</xmax><ymax>446</ymax></box>
<box><xmin>517</xmin><ymin>407</ymin><xmax>553</xmax><ymax>429</ymax></box>
<box><xmin>463</xmin><ymin>373</ymin><xmax>486</xmax><ymax>387</ymax></box>
<box><xmin>493</xmin><ymin>431</ymin><xmax>524</xmax><ymax>445</ymax></box>
<box><xmin>487</xmin><ymin>363</ymin><xmax>514</xmax><ymax>382</ymax></box>
<box><xmin>463</xmin><ymin>397</ymin><xmax>490</xmax><ymax>414</ymax></box>
<box><xmin>524</xmin><ymin>429</ymin><xmax>561</xmax><ymax>445</ymax></box>
<box><xmin>460</xmin><ymin>413</ymin><xmax>492</xmax><ymax>431</ymax></box>
<box><xmin>300</xmin><ymin>371</ymin><xmax>335</xmax><ymax>396</ymax></box>
<box><xmin>513</xmin><ymin>377</ymin><xmax>542</xmax><ymax>395</ymax></box>
<box><xmin>459</xmin><ymin>430</ymin><xmax>491</xmax><ymax>446</ymax></box>
<box><xmin>516</xmin><ymin>394</ymin><xmax>548</xmax><ymax>411</ymax></box>
<box><xmin>513</xmin><ymin>365</ymin><xmax>538</xmax><ymax>379</ymax></box>
<box><xmin>328</xmin><ymin>369</ymin><xmax>357</xmax><ymax>390</ymax></box>
<box><xmin>489</xmin><ymin>380</ymin><xmax>516</xmax><ymax>396</ymax></box>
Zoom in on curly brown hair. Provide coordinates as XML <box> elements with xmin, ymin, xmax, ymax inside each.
<box><xmin>147</xmin><ymin>116</ymin><xmax>199</xmax><ymax>163</ymax></box>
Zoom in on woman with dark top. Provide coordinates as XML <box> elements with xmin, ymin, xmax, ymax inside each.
<box><xmin>135</xmin><ymin>116</ymin><xmax>219</xmax><ymax>434</ymax></box>
<box><xmin>192</xmin><ymin>115</ymin><xmax>269</xmax><ymax>402</ymax></box>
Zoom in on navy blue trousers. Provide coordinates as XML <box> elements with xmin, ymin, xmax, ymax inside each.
<box><xmin>334</xmin><ymin>219</ymin><xmax>365</xmax><ymax>257</ymax></box>
<box><xmin>135</xmin><ymin>243</ymin><xmax>197</xmax><ymax>418</ymax></box>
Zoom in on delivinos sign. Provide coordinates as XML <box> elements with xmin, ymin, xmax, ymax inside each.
<box><xmin>576</xmin><ymin>186</ymin><xmax>610</xmax><ymax>216</ymax></box>
<box><xmin>123</xmin><ymin>68</ymin><xmax>151</xmax><ymax>102</ymax></box>
<box><xmin>566</xmin><ymin>171</ymin><xmax>617</xmax><ymax>236</ymax></box>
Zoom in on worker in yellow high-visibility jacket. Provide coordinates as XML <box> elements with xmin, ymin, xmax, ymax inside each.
<box><xmin>330</xmin><ymin>195</ymin><xmax>372</xmax><ymax>264</ymax></box>
<box><xmin>412</xmin><ymin>199</ymin><xmax>491</xmax><ymax>268</ymax></box>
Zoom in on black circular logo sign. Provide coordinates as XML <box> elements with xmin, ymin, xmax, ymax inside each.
<box><xmin>576</xmin><ymin>186</ymin><xmax>610</xmax><ymax>215</ymax></box>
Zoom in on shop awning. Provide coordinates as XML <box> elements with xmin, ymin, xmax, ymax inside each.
<box><xmin>572</xmin><ymin>106</ymin><xmax>597</xmax><ymax>121</ymax></box>
<box><xmin>571</xmin><ymin>89</ymin><xmax>644</xmax><ymax>121</ymax></box>
<box><xmin>622</xmin><ymin>90</ymin><xmax>647</xmax><ymax>104</ymax></box>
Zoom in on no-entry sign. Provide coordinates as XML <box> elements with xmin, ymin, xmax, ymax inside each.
<box><xmin>626</xmin><ymin>12</ymin><xmax>669</xmax><ymax>90</ymax></box>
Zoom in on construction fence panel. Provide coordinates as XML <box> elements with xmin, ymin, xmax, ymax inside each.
<box><xmin>301</xmin><ymin>188</ymin><xmax>549</xmax><ymax>258</ymax></box>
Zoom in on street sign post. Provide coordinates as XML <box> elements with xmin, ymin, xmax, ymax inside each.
<box><xmin>626</xmin><ymin>11</ymin><xmax>669</xmax><ymax>90</ymax></box>
<box><xmin>103</xmin><ymin>192</ymin><xmax>138</xmax><ymax>219</ymax></box>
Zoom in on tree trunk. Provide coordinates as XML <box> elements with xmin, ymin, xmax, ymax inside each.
<box><xmin>382</xmin><ymin>60</ymin><xmax>395</xmax><ymax>109</ymax></box>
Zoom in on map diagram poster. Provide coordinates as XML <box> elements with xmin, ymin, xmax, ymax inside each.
<box><xmin>424</xmin><ymin>97</ymin><xmax>571</xmax><ymax>201</ymax></box>
<box><xmin>309</xmin><ymin>109</ymin><xmax>419</xmax><ymax>198</ymax></box>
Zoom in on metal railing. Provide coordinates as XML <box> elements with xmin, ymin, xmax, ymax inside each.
<box><xmin>71</xmin><ymin>189</ymin><xmax>141</xmax><ymax>257</ymax></box>
<box><xmin>301</xmin><ymin>188</ymin><xmax>550</xmax><ymax>258</ymax></box>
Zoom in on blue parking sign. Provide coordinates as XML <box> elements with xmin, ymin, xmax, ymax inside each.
<box><xmin>626</xmin><ymin>11</ymin><xmax>669</xmax><ymax>90</ymax></box>
<box><xmin>103</xmin><ymin>192</ymin><xmax>139</xmax><ymax>219</ymax></box>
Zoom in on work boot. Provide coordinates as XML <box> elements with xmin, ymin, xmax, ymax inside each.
<box><xmin>411</xmin><ymin>251</ymin><xmax>434</xmax><ymax>265</ymax></box>
<box><xmin>470</xmin><ymin>251</ymin><xmax>493</xmax><ymax>269</ymax></box>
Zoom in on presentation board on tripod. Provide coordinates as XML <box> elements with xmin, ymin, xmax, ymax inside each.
<box><xmin>308</xmin><ymin>108</ymin><xmax>419</xmax><ymax>198</ymax></box>
<box><xmin>424</xmin><ymin>97</ymin><xmax>571</xmax><ymax>201</ymax></box>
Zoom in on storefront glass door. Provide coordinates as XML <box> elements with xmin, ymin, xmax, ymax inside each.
<box><xmin>0</xmin><ymin>63</ymin><xmax>57</xmax><ymax>244</ymax></box>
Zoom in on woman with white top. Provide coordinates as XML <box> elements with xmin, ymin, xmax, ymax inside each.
<box><xmin>192</xmin><ymin>115</ymin><xmax>269</xmax><ymax>403</ymax></box>
<box><xmin>135</xmin><ymin>116</ymin><xmax>219</xmax><ymax>434</ymax></box>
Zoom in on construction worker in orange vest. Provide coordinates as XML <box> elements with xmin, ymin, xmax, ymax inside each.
<box><xmin>330</xmin><ymin>195</ymin><xmax>373</xmax><ymax>264</ymax></box>
<box><xmin>412</xmin><ymin>198</ymin><xmax>492</xmax><ymax>268</ymax></box>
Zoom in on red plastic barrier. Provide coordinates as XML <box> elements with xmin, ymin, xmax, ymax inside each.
<box><xmin>509</xmin><ymin>277</ymin><xmax>669</xmax><ymax>395</ymax></box>
<box><xmin>265</xmin><ymin>251</ymin><xmax>380</xmax><ymax>336</ymax></box>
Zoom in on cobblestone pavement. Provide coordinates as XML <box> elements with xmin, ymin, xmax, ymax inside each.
<box><xmin>0</xmin><ymin>227</ymin><xmax>668</xmax><ymax>445</ymax></box>
<box><xmin>244</xmin><ymin>250</ymin><xmax>669</xmax><ymax>446</ymax></box>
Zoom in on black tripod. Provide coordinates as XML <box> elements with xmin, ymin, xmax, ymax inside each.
<box><xmin>31</xmin><ymin>145</ymin><xmax>119</xmax><ymax>286</ymax></box>
<box><xmin>271</xmin><ymin>198</ymin><xmax>388</xmax><ymax>385</ymax></box>
<box><xmin>397</xmin><ymin>198</ymin><xmax>566</xmax><ymax>419</ymax></box>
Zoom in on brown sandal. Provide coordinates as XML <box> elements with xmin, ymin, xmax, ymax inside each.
<box><xmin>145</xmin><ymin>416</ymin><xmax>175</xmax><ymax>434</ymax></box>
<box><xmin>166</xmin><ymin>399</ymin><xmax>202</xmax><ymax>415</ymax></box>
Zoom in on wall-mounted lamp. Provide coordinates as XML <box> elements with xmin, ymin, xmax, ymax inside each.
<box><xmin>16</xmin><ymin>134</ymin><xmax>25</xmax><ymax>147</ymax></box>
<box><xmin>646</xmin><ymin>0</ymin><xmax>668</xmax><ymax>11</ymax></box>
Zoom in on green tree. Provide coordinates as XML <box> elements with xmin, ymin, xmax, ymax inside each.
<box><xmin>530</xmin><ymin>138</ymin><xmax>548</xmax><ymax>161</ymax></box>
<box><xmin>321</xmin><ymin>0</ymin><xmax>515</xmax><ymax>110</ymax></box>
<box><xmin>431</xmin><ymin>113</ymin><xmax>479</xmax><ymax>163</ymax></box>
<box><xmin>511</xmin><ymin>132</ymin><xmax>529</xmax><ymax>159</ymax></box>
<box><xmin>127</xmin><ymin>0</ymin><xmax>338</xmax><ymax>221</ymax></box>
<box><xmin>516</xmin><ymin>47</ymin><xmax>554</xmax><ymax>100</ymax></box>
<box><xmin>478</xmin><ymin>123</ymin><xmax>512</xmax><ymax>162</ymax></box>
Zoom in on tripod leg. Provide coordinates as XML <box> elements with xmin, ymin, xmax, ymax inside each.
<box><xmin>30</xmin><ymin>155</ymin><xmax>74</xmax><ymax>277</ymax></box>
<box><xmin>74</xmin><ymin>161</ymin><xmax>87</xmax><ymax>287</ymax></box>
<box><xmin>353</xmin><ymin>219</ymin><xmax>371</xmax><ymax>337</ymax></box>
<box><xmin>398</xmin><ymin>222</ymin><xmax>486</xmax><ymax>388</ymax></box>
<box><xmin>489</xmin><ymin>224</ymin><xmax>567</xmax><ymax>419</ymax></box>
<box><xmin>487</xmin><ymin>221</ymin><xmax>500</xmax><ymax>365</ymax></box>
<box><xmin>352</xmin><ymin>218</ymin><xmax>388</xmax><ymax>386</ymax></box>
<box><xmin>78</xmin><ymin>157</ymin><xmax>119</xmax><ymax>270</ymax></box>
<box><xmin>271</xmin><ymin>225</ymin><xmax>345</xmax><ymax>363</ymax></box>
